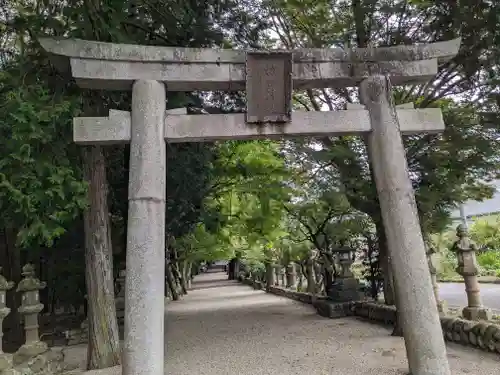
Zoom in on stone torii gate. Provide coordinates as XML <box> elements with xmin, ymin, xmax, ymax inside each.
<box><xmin>41</xmin><ymin>37</ymin><xmax>460</xmax><ymax>375</ymax></box>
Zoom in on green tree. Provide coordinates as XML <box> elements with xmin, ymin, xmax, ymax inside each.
<box><xmin>0</xmin><ymin>57</ymin><xmax>87</xmax><ymax>348</ymax></box>
<box><xmin>1</xmin><ymin>0</ymin><xmax>270</xmax><ymax>367</ymax></box>
<box><xmin>263</xmin><ymin>0</ymin><xmax>500</xmax><ymax>304</ymax></box>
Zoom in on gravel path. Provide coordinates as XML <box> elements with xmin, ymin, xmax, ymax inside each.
<box><xmin>163</xmin><ymin>271</ymin><xmax>499</xmax><ymax>375</ymax></box>
<box><xmin>76</xmin><ymin>271</ymin><xmax>500</xmax><ymax>375</ymax></box>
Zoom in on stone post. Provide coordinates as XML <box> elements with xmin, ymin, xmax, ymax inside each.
<box><xmin>265</xmin><ymin>263</ymin><xmax>275</xmax><ymax>291</ymax></box>
<box><xmin>15</xmin><ymin>264</ymin><xmax>48</xmax><ymax>363</ymax></box>
<box><xmin>361</xmin><ymin>75</ymin><xmax>451</xmax><ymax>375</ymax></box>
<box><xmin>124</xmin><ymin>80</ymin><xmax>166</xmax><ymax>375</ymax></box>
<box><xmin>451</xmin><ymin>224</ymin><xmax>492</xmax><ymax>321</ymax></box>
<box><xmin>0</xmin><ymin>267</ymin><xmax>14</xmax><ymax>371</ymax></box>
<box><xmin>274</xmin><ymin>265</ymin><xmax>280</xmax><ymax>286</ymax></box>
<box><xmin>306</xmin><ymin>253</ymin><xmax>315</xmax><ymax>294</ymax></box>
<box><xmin>425</xmin><ymin>246</ymin><xmax>448</xmax><ymax>314</ymax></box>
<box><xmin>279</xmin><ymin>266</ymin><xmax>286</xmax><ymax>286</ymax></box>
<box><xmin>285</xmin><ymin>264</ymin><xmax>297</xmax><ymax>289</ymax></box>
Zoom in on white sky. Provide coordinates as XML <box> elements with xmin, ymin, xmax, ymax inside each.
<box><xmin>450</xmin><ymin>180</ymin><xmax>500</xmax><ymax>218</ymax></box>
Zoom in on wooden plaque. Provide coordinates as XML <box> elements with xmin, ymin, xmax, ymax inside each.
<box><xmin>245</xmin><ymin>52</ymin><xmax>293</xmax><ymax>124</ymax></box>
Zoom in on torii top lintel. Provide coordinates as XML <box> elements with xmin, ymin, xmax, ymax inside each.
<box><xmin>39</xmin><ymin>38</ymin><xmax>460</xmax><ymax>92</ymax></box>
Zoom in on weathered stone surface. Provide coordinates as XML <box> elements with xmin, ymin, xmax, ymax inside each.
<box><xmin>315</xmin><ymin>300</ymin><xmax>354</xmax><ymax>319</ymax></box>
<box><xmin>245</xmin><ymin>52</ymin><xmax>293</xmax><ymax>124</ymax></box>
<box><xmin>0</xmin><ymin>354</ymin><xmax>13</xmax><ymax>372</ymax></box>
<box><xmin>463</xmin><ymin>306</ymin><xmax>493</xmax><ymax>321</ymax></box>
<box><xmin>327</xmin><ymin>278</ymin><xmax>362</xmax><ymax>303</ymax></box>
<box><xmin>16</xmin><ymin>264</ymin><xmax>48</xmax><ymax>362</ymax></box>
<box><xmin>73</xmin><ymin>110</ymin><xmax>131</xmax><ymax>145</ymax></box>
<box><xmin>265</xmin><ymin>284</ymin><xmax>312</xmax><ymax>303</ymax></box>
<box><xmin>348</xmin><ymin>301</ymin><xmax>500</xmax><ymax>355</ymax></box>
<box><xmin>39</xmin><ymin>38</ymin><xmax>460</xmax><ymax>91</ymax></box>
<box><xmin>39</xmin><ymin>38</ymin><xmax>460</xmax><ymax>64</ymax></box>
<box><xmin>166</xmin><ymin>106</ymin><xmax>445</xmax><ymax>141</ymax></box>
<box><xmin>13</xmin><ymin>342</ymin><xmax>49</xmax><ymax>365</ymax></box>
<box><xmin>123</xmin><ymin>80</ymin><xmax>166</xmax><ymax>375</ymax></box>
<box><xmin>0</xmin><ymin>349</ymin><xmax>67</xmax><ymax>375</ymax></box>
<box><xmin>73</xmin><ymin>108</ymin><xmax>445</xmax><ymax>145</ymax></box>
<box><xmin>362</xmin><ymin>75</ymin><xmax>450</xmax><ymax>375</ymax></box>
<box><xmin>55</xmin><ymin>58</ymin><xmax>440</xmax><ymax>91</ymax></box>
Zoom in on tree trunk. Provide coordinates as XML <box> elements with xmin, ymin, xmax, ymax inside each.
<box><xmin>391</xmin><ymin>273</ymin><xmax>404</xmax><ymax>337</ymax></box>
<box><xmin>187</xmin><ymin>261</ymin><xmax>193</xmax><ymax>289</ymax></box>
<box><xmin>172</xmin><ymin>261</ymin><xmax>187</xmax><ymax>295</ymax></box>
<box><xmin>375</xmin><ymin>220</ymin><xmax>403</xmax><ymax>336</ymax></box>
<box><xmin>82</xmin><ymin>145</ymin><xmax>121</xmax><ymax>370</ymax></box>
<box><xmin>181</xmin><ymin>260</ymin><xmax>192</xmax><ymax>290</ymax></box>
<box><xmin>171</xmin><ymin>247</ymin><xmax>187</xmax><ymax>294</ymax></box>
<box><xmin>323</xmin><ymin>268</ymin><xmax>333</xmax><ymax>296</ymax></box>
<box><xmin>376</xmin><ymin>221</ymin><xmax>395</xmax><ymax>305</ymax></box>
<box><xmin>165</xmin><ymin>263</ymin><xmax>179</xmax><ymax>301</ymax></box>
<box><xmin>0</xmin><ymin>227</ymin><xmax>23</xmax><ymax>352</ymax></box>
<box><xmin>228</xmin><ymin>258</ymin><xmax>239</xmax><ymax>280</ymax></box>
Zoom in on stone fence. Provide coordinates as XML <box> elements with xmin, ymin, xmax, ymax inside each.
<box><xmin>240</xmin><ymin>277</ymin><xmax>500</xmax><ymax>355</ymax></box>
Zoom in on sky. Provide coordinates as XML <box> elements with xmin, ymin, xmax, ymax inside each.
<box><xmin>450</xmin><ymin>180</ymin><xmax>500</xmax><ymax>218</ymax></box>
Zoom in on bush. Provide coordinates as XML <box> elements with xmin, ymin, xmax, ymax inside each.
<box><xmin>476</xmin><ymin>251</ymin><xmax>500</xmax><ymax>275</ymax></box>
<box><xmin>469</xmin><ymin>218</ymin><xmax>500</xmax><ymax>276</ymax></box>
<box><xmin>470</xmin><ymin>218</ymin><xmax>500</xmax><ymax>251</ymax></box>
<box><xmin>438</xmin><ymin>248</ymin><xmax>460</xmax><ymax>278</ymax></box>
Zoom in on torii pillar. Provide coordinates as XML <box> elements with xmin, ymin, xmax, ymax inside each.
<box><xmin>124</xmin><ymin>80</ymin><xmax>166</xmax><ymax>375</ymax></box>
<box><xmin>361</xmin><ymin>76</ymin><xmax>449</xmax><ymax>375</ymax></box>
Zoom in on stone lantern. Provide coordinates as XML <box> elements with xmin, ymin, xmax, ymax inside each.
<box><xmin>0</xmin><ymin>267</ymin><xmax>14</xmax><ymax>371</ymax></box>
<box><xmin>451</xmin><ymin>224</ymin><xmax>492</xmax><ymax>321</ymax></box>
<box><xmin>329</xmin><ymin>247</ymin><xmax>361</xmax><ymax>302</ymax></box>
<box><xmin>337</xmin><ymin>247</ymin><xmax>356</xmax><ymax>278</ymax></box>
<box><xmin>15</xmin><ymin>264</ymin><xmax>48</xmax><ymax>362</ymax></box>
